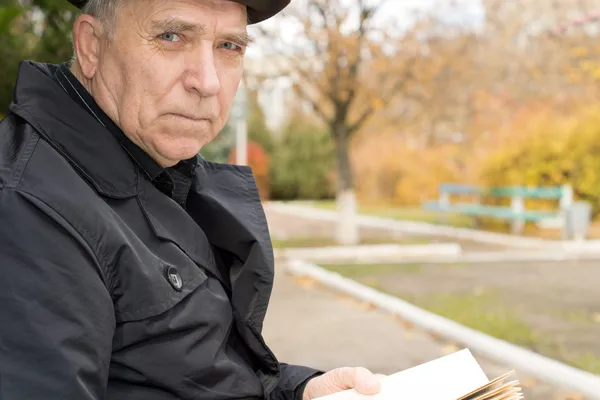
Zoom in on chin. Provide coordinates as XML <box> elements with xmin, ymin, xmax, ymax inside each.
<box><xmin>154</xmin><ymin>143</ymin><xmax>201</xmax><ymax>166</ymax></box>
<box><xmin>152</xmin><ymin>126</ymin><xmax>214</xmax><ymax>163</ymax></box>
<box><xmin>173</xmin><ymin>146</ymin><xmax>202</xmax><ymax>162</ymax></box>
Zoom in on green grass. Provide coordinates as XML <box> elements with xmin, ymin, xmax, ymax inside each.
<box><xmin>308</xmin><ymin>200</ymin><xmax>474</xmax><ymax>228</ymax></box>
<box><xmin>319</xmin><ymin>262</ymin><xmax>600</xmax><ymax>375</ymax></box>
<box><xmin>322</xmin><ymin>263</ymin><xmax>425</xmax><ymax>277</ymax></box>
<box><xmin>321</xmin><ymin>262</ymin><xmax>468</xmax><ymax>278</ymax></box>
<box><xmin>417</xmin><ymin>290</ymin><xmax>542</xmax><ymax>349</ymax></box>
<box><xmin>321</xmin><ymin>265</ymin><xmax>543</xmax><ymax>353</ymax></box>
<box><xmin>571</xmin><ymin>353</ymin><xmax>600</xmax><ymax>374</ymax></box>
<box><xmin>564</xmin><ymin>310</ymin><xmax>596</xmax><ymax>324</ymax></box>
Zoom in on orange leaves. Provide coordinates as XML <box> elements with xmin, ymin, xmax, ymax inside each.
<box><xmin>228</xmin><ymin>141</ymin><xmax>271</xmax><ymax>200</ymax></box>
<box><xmin>350</xmin><ymin>131</ymin><xmax>461</xmax><ymax>206</ymax></box>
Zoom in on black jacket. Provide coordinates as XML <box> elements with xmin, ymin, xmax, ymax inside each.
<box><xmin>0</xmin><ymin>61</ymin><xmax>321</xmax><ymax>400</ymax></box>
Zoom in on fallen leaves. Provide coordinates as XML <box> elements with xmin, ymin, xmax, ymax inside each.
<box><xmin>291</xmin><ymin>275</ymin><xmax>319</xmax><ymax>290</ymax></box>
<box><xmin>555</xmin><ymin>392</ymin><xmax>584</xmax><ymax>400</ymax></box>
<box><xmin>395</xmin><ymin>316</ymin><xmax>415</xmax><ymax>330</ymax></box>
<box><xmin>441</xmin><ymin>343</ymin><xmax>461</xmax><ymax>355</ymax></box>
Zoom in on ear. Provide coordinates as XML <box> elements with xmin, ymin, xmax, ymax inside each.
<box><xmin>72</xmin><ymin>14</ymin><xmax>105</xmax><ymax>79</ymax></box>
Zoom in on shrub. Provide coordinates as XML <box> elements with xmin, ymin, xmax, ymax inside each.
<box><xmin>269</xmin><ymin>117</ymin><xmax>335</xmax><ymax>201</ymax></box>
<box><xmin>481</xmin><ymin>104</ymin><xmax>600</xmax><ymax>216</ymax></box>
<box><xmin>247</xmin><ymin>98</ymin><xmax>275</xmax><ymax>155</ymax></box>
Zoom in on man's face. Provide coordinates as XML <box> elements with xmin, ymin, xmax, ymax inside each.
<box><xmin>90</xmin><ymin>0</ymin><xmax>249</xmax><ymax>166</ymax></box>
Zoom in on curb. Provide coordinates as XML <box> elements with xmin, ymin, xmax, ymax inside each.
<box><xmin>284</xmin><ymin>258</ymin><xmax>600</xmax><ymax>399</ymax></box>
<box><xmin>267</xmin><ymin>203</ymin><xmax>552</xmax><ymax>249</ymax></box>
<box><xmin>274</xmin><ymin>243</ymin><xmax>462</xmax><ymax>263</ymax></box>
<box><xmin>307</xmin><ymin>249</ymin><xmax>600</xmax><ymax>265</ymax></box>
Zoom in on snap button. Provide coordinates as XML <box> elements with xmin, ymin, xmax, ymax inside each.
<box><xmin>166</xmin><ymin>266</ymin><xmax>183</xmax><ymax>291</ymax></box>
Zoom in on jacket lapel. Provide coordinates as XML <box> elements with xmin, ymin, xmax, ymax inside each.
<box><xmin>186</xmin><ymin>159</ymin><xmax>279</xmax><ymax>379</ymax></box>
<box><xmin>136</xmin><ymin>178</ymin><xmax>225</xmax><ymax>287</ymax></box>
<box><xmin>137</xmin><ymin>158</ymin><xmax>279</xmax><ymax>388</ymax></box>
<box><xmin>188</xmin><ymin>161</ymin><xmax>274</xmax><ymax>324</ymax></box>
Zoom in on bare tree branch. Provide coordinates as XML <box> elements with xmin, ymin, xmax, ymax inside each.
<box><xmin>248</xmin><ymin>0</ymin><xmax>433</xmax><ymax>193</ymax></box>
<box><xmin>291</xmin><ymin>82</ymin><xmax>331</xmax><ymax>125</ymax></box>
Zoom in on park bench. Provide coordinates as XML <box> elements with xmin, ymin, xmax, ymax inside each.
<box><xmin>422</xmin><ymin>183</ymin><xmax>575</xmax><ymax>238</ymax></box>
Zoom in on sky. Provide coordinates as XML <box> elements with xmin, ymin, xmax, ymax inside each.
<box><xmin>246</xmin><ymin>0</ymin><xmax>485</xmax><ymax>59</ymax></box>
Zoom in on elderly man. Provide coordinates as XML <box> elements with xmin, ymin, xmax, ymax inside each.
<box><xmin>0</xmin><ymin>0</ymin><xmax>384</xmax><ymax>399</ymax></box>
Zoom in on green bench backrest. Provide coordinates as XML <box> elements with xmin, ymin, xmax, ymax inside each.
<box><xmin>487</xmin><ymin>186</ymin><xmax>564</xmax><ymax>199</ymax></box>
<box><xmin>439</xmin><ymin>184</ymin><xmax>565</xmax><ymax>199</ymax></box>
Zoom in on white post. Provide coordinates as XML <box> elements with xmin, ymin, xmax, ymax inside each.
<box><xmin>233</xmin><ymin>83</ymin><xmax>248</xmax><ymax>166</ymax></box>
<box><xmin>439</xmin><ymin>191</ymin><xmax>450</xmax><ymax>225</ymax></box>
<box><xmin>560</xmin><ymin>184</ymin><xmax>574</xmax><ymax>240</ymax></box>
<box><xmin>511</xmin><ymin>195</ymin><xmax>525</xmax><ymax>234</ymax></box>
<box><xmin>335</xmin><ymin>189</ymin><xmax>359</xmax><ymax>245</ymax></box>
<box><xmin>236</xmin><ymin>119</ymin><xmax>248</xmax><ymax>166</ymax></box>
<box><xmin>472</xmin><ymin>192</ymin><xmax>482</xmax><ymax>229</ymax></box>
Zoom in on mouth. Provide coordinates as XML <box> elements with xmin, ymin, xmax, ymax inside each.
<box><xmin>170</xmin><ymin>113</ymin><xmax>210</xmax><ymax>122</ymax></box>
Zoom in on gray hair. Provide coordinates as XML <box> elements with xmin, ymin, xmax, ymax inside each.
<box><xmin>80</xmin><ymin>0</ymin><xmax>123</xmax><ymax>38</ymax></box>
<box><xmin>71</xmin><ymin>0</ymin><xmax>122</xmax><ymax>62</ymax></box>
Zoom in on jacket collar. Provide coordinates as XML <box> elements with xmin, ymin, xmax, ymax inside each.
<box><xmin>9</xmin><ymin>61</ymin><xmax>139</xmax><ymax>198</ymax></box>
<box><xmin>52</xmin><ymin>62</ymin><xmax>174</xmax><ymax>182</ymax></box>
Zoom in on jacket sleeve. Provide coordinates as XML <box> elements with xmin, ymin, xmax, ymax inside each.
<box><xmin>0</xmin><ymin>189</ymin><xmax>115</xmax><ymax>399</ymax></box>
<box><xmin>269</xmin><ymin>362</ymin><xmax>325</xmax><ymax>400</ymax></box>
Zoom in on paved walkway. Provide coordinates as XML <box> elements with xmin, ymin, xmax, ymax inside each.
<box><xmin>262</xmin><ymin>265</ymin><xmax>584</xmax><ymax>400</ymax></box>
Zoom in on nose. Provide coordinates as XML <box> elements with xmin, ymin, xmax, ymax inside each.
<box><xmin>183</xmin><ymin>43</ymin><xmax>221</xmax><ymax>96</ymax></box>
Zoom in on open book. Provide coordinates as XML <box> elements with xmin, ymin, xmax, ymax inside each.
<box><xmin>314</xmin><ymin>349</ymin><xmax>523</xmax><ymax>400</ymax></box>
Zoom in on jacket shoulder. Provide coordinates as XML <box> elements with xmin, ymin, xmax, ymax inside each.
<box><xmin>0</xmin><ymin>112</ymin><xmax>110</xmax><ymax>248</ymax></box>
<box><xmin>0</xmin><ymin>113</ymin><xmax>40</xmax><ymax>189</ymax></box>
<box><xmin>0</xmin><ymin>113</ymin><xmax>97</xmax><ymax>199</ymax></box>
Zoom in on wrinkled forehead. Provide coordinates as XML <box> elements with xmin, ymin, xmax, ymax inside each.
<box><xmin>123</xmin><ymin>0</ymin><xmax>248</xmax><ymax>25</ymax></box>
<box><xmin>192</xmin><ymin>0</ymin><xmax>248</xmax><ymax>19</ymax></box>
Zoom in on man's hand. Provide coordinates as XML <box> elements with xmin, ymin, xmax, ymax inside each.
<box><xmin>302</xmin><ymin>367</ymin><xmax>386</xmax><ymax>400</ymax></box>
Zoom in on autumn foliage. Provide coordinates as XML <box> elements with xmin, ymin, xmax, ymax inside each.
<box><xmin>228</xmin><ymin>141</ymin><xmax>271</xmax><ymax>201</ymax></box>
<box><xmin>351</xmin><ymin>132</ymin><xmax>461</xmax><ymax>206</ymax></box>
<box><xmin>481</xmin><ymin>103</ymin><xmax>600</xmax><ymax>215</ymax></box>
<box><xmin>245</xmin><ymin>0</ymin><xmax>600</xmax><ymax>218</ymax></box>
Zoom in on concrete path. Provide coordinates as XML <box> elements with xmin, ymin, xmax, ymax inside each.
<box><xmin>262</xmin><ymin>264</ymin><xmax>585</xmax><ymax>400</ymax></box>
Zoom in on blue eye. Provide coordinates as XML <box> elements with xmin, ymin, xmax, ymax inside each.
<box><xmin>159</xmin><ymin>32</ymin><xmax>180</xmax><ymax>42</ymax></box>
<box><xmin>219</xmin><ymin>42</ymin><xmax>241</xmax><ymax>51</ymax></box>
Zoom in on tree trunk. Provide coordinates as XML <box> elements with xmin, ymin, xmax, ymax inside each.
<box><xmin>333</xmin><ymin>122</ymin><xmax>360</xmax><ymax>245</ymax></box>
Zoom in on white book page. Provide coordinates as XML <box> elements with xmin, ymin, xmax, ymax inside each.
<box><xmin>314</xmin><ymin>349</ymin><xmax>490</xmax><ymax>400</ymax></box>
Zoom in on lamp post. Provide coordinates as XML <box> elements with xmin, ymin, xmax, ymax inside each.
<box><xmin>231</xmin><ymin>83</ymin><xmax>249</xmax><ymax>166</ymax></box>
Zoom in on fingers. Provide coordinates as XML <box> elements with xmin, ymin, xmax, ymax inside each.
<box><xmin>345</xmin><ymin>367</ymin><xmax>381</xmax><ymax>395</ymax></box>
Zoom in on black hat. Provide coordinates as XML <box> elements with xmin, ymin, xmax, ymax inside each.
<box><xmin>67</xmin><ymin>0</ymin><xmax>290</xmax><ymax>24</ymax></box>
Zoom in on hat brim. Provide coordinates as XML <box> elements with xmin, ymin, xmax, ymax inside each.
<box><xmin>66</xmin><ymin>0</ymin><xmax>289</xmax><ymax>24</ymax></box>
